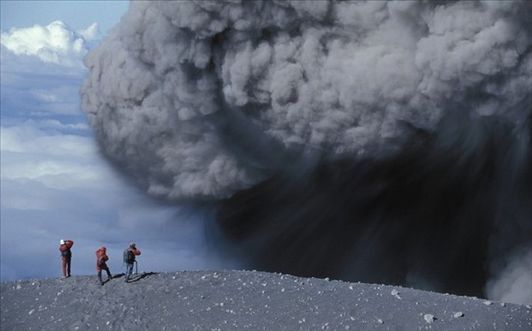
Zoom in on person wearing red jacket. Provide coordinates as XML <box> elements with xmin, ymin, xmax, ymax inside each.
<box><xmin>124</xmin><ymin>243</ymin><xmax>141</xmax><ymax>282</ymax></box>
<box><xmin>59</xmin><ymin>239</ymin><xmax>74</xmax><ymax>278</ymax></box>
<box><xmin>96</xmin><ymin>246</ymin><xmax>112</xmax><ymax>285</ymax></box>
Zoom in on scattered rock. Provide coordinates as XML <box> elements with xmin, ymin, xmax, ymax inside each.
<box><xmin>454</xmin><ymin>312</ymin><xmax>464</xmax><ymax>318</ymax></box>
<box><xmin>377</xmin><ymin>318</ymin><xmax>384</xmax><ymax>324</ymax></box>
<box><xmin>483</xmin><ymin>301</ymin><xmax>492</xmax><ymax>306</ymax></box>
<box><xmin>423</xmin><ymin>314</ymin><xmax>435</xmax><ymax>323</ymax></box>
<box><xmin>391</xmin><ymin>289</ymin><xmax>401</xmax><ymax>300</ymax></box>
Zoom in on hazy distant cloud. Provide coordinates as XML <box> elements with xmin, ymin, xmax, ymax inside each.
<box><xmin>1</xmin><ymin>125</ymin><xmax>94</xmax><ymax>158</ymax></box>
<box><xmin>0</xmin><ymin>125</ymin><xmax>106</xmax><ymax>190</ymax></box>
<box><xmin>1</xmin><ymin>52</ymin><xmax>85</xmax><ymax>117</ymax></box>
<box><xmin>0</xmin><ymin>20</ymin><xmax>97</xmax><ymax>67</ymax></box>
<box><xmin>0</xmin><ymin>123</ymin><xmax>225</xmax><ymax>281</ymax></box>
<box><xmin>29</xmin><ymin>119</ymin><xmax>89</xmax><ymax>132</ymax></box>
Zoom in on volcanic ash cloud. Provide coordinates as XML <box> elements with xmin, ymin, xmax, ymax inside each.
<box><xmin>81</xmin><ymin>0</ymin><xmax>532</xmax><ymax>200</ymax></box>
<box><xmin>81</xmin><ymin>1</ymin><xmax>532</xmax><ymax>303</ymax></box>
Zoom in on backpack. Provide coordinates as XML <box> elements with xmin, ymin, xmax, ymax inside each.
<box><xmin>123</xmin><ymin>249</ymin><xmax>135</xmax><ymax>264</ymax></box>
<box><xmin>61</xmin><ymin>249</ymin><xmax>71</xmax><ymax>258</ymax></box>
<box><xmin>96</xmin><ymin>250</ymin><xmax>105</xmax><ymax>266</ymax></box>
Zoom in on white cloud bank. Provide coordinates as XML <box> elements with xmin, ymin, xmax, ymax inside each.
<box><xmin>1</xmin><ymin>21</ymin><xmax>98</xmax><ymax>67</ymax></box>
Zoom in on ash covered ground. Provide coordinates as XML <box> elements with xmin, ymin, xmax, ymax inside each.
<box><xmin>1</xmin><ymin>270</ymin><xmax>530</xmax><ymax>330</ymax></box>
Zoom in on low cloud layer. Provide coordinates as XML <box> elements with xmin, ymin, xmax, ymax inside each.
<box><xmin>0</xmin><ymin>124</ymin><xmax>229</xmax><ymax>281</ymax></box>
<box><xmin>1</xmin><ymin>21</ymin><xmax>98</xmax><ymax>67</ymax></box>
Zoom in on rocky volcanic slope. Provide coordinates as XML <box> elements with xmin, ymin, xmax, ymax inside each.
<box><xmin>1</xmin><ymin>270</ymin><xmax>531</xmax><ymax>330</ymax></box>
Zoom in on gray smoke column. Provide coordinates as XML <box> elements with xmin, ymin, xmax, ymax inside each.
<box><xmin>81</xmin><ymin>1</ymin><xmax>532</xmax><ymax>303</ymax></box>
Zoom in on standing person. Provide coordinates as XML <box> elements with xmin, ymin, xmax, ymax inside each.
<box><xmin>96</xmin><ymin>246</ymin><xmax>112</xmax><ymax>285</ymax></box>
<box><xmin>59</xmin><ymin>239</ymin><xmax>74</xmax><ymax>278</ymax></box>
<box><xmin>123</xmin><ymin>243</ymin><xmax>141</xmax><ymax>282</ymax></box>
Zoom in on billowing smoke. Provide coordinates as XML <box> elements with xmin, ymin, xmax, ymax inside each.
<box><xmin>81</xmin><ymin>1</ymin><xmax>532</xmax><ymax>303</ymax></box>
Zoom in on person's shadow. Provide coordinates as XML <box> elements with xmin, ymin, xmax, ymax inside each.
<box><xmin>111</xmin><ymin>273</ymin><xmax>125</xmax><ymax>279</ymax></box>
<box><xmin>126</xmin><ymin>272</ymin><xmax>158</xmax><ymax>283</ymax></box>
<box><xmin>100</xmin><ymin>273</ymin><xmax>125</xmax><ymax>285</ymax></box>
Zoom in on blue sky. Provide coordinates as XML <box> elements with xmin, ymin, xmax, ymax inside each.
<box><xmin>1</xmin><ymin>1</ymin><xmax>233</xmax><ymax>281</ymax></box>
<box><xmin>1</xmin><ymin>1</ymin><xmax>129</xmax><ymax>33</ymax></box>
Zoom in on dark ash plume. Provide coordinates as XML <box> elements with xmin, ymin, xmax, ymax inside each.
<box><xmin>218</xmin><ymin>114</ymin><xmax>532</xmax><ymax>298</ymax></box>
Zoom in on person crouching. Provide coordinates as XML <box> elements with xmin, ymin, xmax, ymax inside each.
<box><xmin>96</xmin><ymin>246</ymin><xmax>112</xmax><ymax>285</ymax></box>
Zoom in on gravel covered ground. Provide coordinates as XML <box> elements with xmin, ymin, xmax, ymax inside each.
<box><xmin>1</xmin><ymin>270</ymin><xmax>531</xmax><ymax>330</ymax></box>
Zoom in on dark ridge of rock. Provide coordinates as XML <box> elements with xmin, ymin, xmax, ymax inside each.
<box><xmin>1</xmin><ymin>270</ymin><xmax>531</xmax><ymax>330</ymax></box>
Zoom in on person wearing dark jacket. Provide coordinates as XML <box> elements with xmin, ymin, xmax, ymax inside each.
<box><xmin>96</xmin><ymin>246</ymin><xmax>112</xmax><ymax>285</ymax></box>
<box><xmin>124</xmin><ymin>243</ymin><xmax>141</xmax><ymax>282</ymax></box>
<box><xmin>59</xmin><ymin>239</ymin><xmax>74</xmax><ymax>278</ymax></box>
